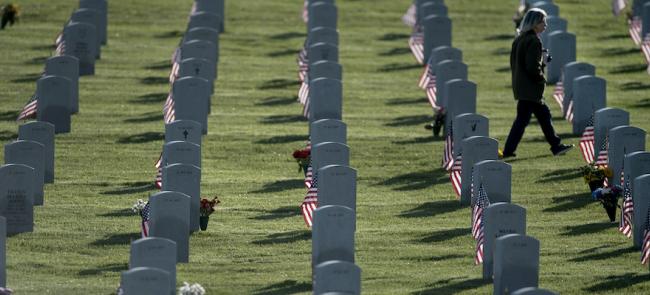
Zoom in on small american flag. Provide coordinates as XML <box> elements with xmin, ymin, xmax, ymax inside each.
<box><xmin>171</xmin><ymin>47</ymin><xmax>181</xmax><ymax>65</ymax></box>
<box><xmin>17</xmin><ymin>94</ymin><xmax>38</xmax><ymax>121</ymax></box>
<box><xmin>140</xmin><ymin>202</ymin><xmax>151</xmax><ymax>238</ymax></box>
<box><xmin>54</xmin><ymin>41</ymin><xmax>66</xmax><ymax>56</ymax></box>
<box><xmin>612</xmin><ymin>0</ymin><xmax>627</xmax><ymax>16</ymax></box>
<box><xmin>297</xmin><ymin>47</ymin><xmax>308</xmax><ymax>82</ymax></box>
<box><xmin>552</xmin><ymin>81</ymin><xmax>564</xmax><ymax>112</ymax></box>
<box><xmin>420</xmin><ymin>63</ymin><xmax>439</xmax><ymax>109</ymax></box>
<box><xmin>169</xmin><ymin>62</ymin><xmax>180</xmax><ymax>84</ymax></box>
<box><xmin>401</xmin><ymin>3</ymin><xmax>416</xmax><ymax>28</ymax></box>
<box><xmin>629</xmin><ymin>18</ymin><xmax>642</xmax><ymax>46</ymax></box>
<box><xmin>450</xmin><ymin>155</ymin><xmax>462</xmax><ymax>198</ymax></box>
<box><xmin>418</xmin><ymin>64</ymin><xmax>431</xmax><ymax>89</ymax></box>
<box><xmin>442</xmin><ymin>122</ymin><xmax>454</xmax><ymax>170</ymax></box>
<box><xmin>641</xmin><ymin>36</ymin><xmax>650</xmax><ymax>67</ymax></box>
<box><xmin>302</xmin><ymin>0</ymin><xmax>309</xmax><ymax>23</ymax></box>
<box><xmin>620</xmin><ymin>177</ymin><xmax>633</xmax><ymax>238</ymax></box>
<box><xmin>565</xmin><ymin>100</ymin><xmax>574</xmax><ymax>123</ymax></box>
<box><xmin>154</xmin><ymin>153</ymin><xmax>163</xmax><ymax>189</ymax></box>
<box><xmin>641</xmin><ymin>201</ymin><xmax>650</xmax><ymax>265</ymax></box>
<box><xmin>163</xmin><ymin>93</ymin><xmax>176</xmax><ymax>124</ymax></box>
<box><xmin>473</xmin><ymin>183</ymin><xmax>489</xmax><ymax>265</ymax></box>
<box><xmin>579</xmin><ymin>117</ymin><xmax>595</xmax><ymax>164</ymax></box>
<box><xmin>595</xmin><ymin>136</ymin><xmax>609</xmax><ymax>167</ymax></box>
<box><xmin>301</xmin><ymin>161</ymin><xmax>318</xmax><ymax>228</ymax></box>
<box><xmin>408</xmin><ymin>30</ymin><xmax>424</xmax><ymax>64</ymax></box>
<box><xmin>298</xmin><ymin>80</ymin><xmax>309</xmax><ymax>105</ymax></box>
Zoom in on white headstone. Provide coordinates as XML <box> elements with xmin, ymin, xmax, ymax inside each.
<box><xmin>62</xmin><ymin>22</ymin><xmax>98</xmax><ymax>75</ymax></box>
<box><xmin>310</xmin><ymin>119</ymin><xmax>346</xmax><ymax>146</ymax></box>
<box><xmin>312</xmin><ymin>205</ymin><xmax>356</xmax><ymax>266</ymax></box>
<box><xmin>460</xmin><ymin>136</ymin><xmax>499</xmax><ymax>205</ymax></box>
<box><xmin>161</xmin><ymin>164</ymin><xmax>201</xmax><ymax>232</ymax></box>
<box><xmin>482</xmin><ymin>203</ymin><xmax>526</xmax><ymax>281</ymax></box>
<box><xmin>493</xmin><ymin>234</ymin><xmax>540</xmax><ymax>295</ymax></box>
<box><xmin>422</xmin><ymin>15</ymin><xmax>452</xmax><ymax>63</ymax></box>
<box><xmin>36</xmin><ymin>75</ymin><xmax>72</xmax><ymax>134</ymax></box>
<box><xmin>165</xmin><ymin>120</ymin><xmax>202</xmax><ymax>145</ymax></box>
<box><xmin>4</xmin><ymin>141</ymin><xmax>44</xmax><ymax>205</ymax></box>
<box><xmin>547</xmin><ymin>31</ymin><xmax>576</xmax><ymax>84</ymax></box>
<box><xmin>148</xmin><ymin>191</ymin><xmax>191</xmax><ymax>263</ymax></box>
<box><xmin>572</xmin><ymin>75</ymin><xmax>606</xmax><ymax>134</ymax></box>
<box><xmin>129</xmin><ymin>237</ymin><xmax>177</xmax><ymax>293</ymax></box>
<box><xmin>120</xmin><ymin>267</ymin><xmax>171</xmax><ymax>295</ymax></box>
<box><xmin>452</xmin><ymin>113</ymin><xmax>489</xmax><ymax>158</ymax></box>
<box><xmin>318</xmin><ymin>165</ymin><xmax>356</xmax><ymax>211</ymax></box>
<box><xmin>18</xmin><ymin>121</ymin><xmax>55</xmax><ymax>183</ymax></box>
<box><xmin>70</xmin><ymin>9</ymin><xmax>103</xmax><ymax>59</ymax></box>
<box><xmin>0</xmin><ymin>164</ymin><xmax>35</xmax><ymax>234</ymax></box>
<box><xmin>309</xmin><ymin>78</ymin><xmax>342</xmax><ymax>122</ymax></box>
<box><xmin>44</xmin><ymin>55</ymin><xmax>79</xmax><ymax>114</ymax></box>
<box><xmin>313</xmin><ymin>260</ymin><xmax>361</xmax><ymax>295</ymax></box>
<box><xmin>172</xmin><ymin>77</ymin><xmax>210</xmax><ymax>134</ymax></box>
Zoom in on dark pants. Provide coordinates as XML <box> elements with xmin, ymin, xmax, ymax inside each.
<box><xmin>503</xmin><ymin>100</ymin><xmax>561</xmax><ymax>155</ymax></box>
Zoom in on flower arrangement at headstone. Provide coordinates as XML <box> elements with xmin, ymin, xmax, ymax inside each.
<box><xmin>199</xmin><ymin>195</ymin><xmax>220</xmax><ymax>231</ymax></box>
<box><xmin>131</xmin><ymin>198</ymin><xmax>150</xmax><ymax>237</ymax></box>
<box><xmin>131</xmin><ymin>199</ymin><xmax>148</xmax><ymax>218</ymax></box>
<box><xmin>580</xmin><ymin>162</ymin><xmax>612</xmax><ymax>192</ymax></box>
<box><xmin>292</xmin><ymin>147</ymin><xmax>311</xmax><ymax>176</ymax></box>
<box><xmin>178</xmin><ymin>282</ymin><xmax>205</xmax><ymax>295</ymax></box>
<box><xmin>591</xmin><ymin>185</ymin><xmax>623</xmax><ymax>222</ymax></box>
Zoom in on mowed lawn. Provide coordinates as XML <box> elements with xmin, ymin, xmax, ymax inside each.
<box><xmin>1</xmin><ymin>0</ymin><xmax>650</xmax><ymax>293</ymax></box>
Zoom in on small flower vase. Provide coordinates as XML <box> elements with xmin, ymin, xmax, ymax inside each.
<box><xmin>199</xmin><ymin>216</ymin><xmax>209</xmax><ymax>231</ymax></box>
<box><xmin>603</xmin><ymin>202</ymin><xmax>617</xmax><ymax>223</ymax></box>
<box><xmin>588</xmin><ymin>179</ymin><xmax>605</xmax><ymax>192</ymax></box>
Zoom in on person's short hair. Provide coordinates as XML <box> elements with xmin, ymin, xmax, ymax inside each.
<box><xmin>517</xmin><ymin>8</ymin><xmax>547</xmax><ymax>36</ymax></box>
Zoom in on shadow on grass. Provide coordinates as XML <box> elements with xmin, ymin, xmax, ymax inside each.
<box><xmin>484</xmin><ymin>34</ymin><xmax>513</xmax><ymax>41</ymax></box>
<box><xmin>413</xmin><ymin>277</ymin><xmax>487</xmax><ymax>295</ymax></box>
<box><xmin>130</xmin><ymin>92</ymin><xmax>168</xmax><ymax>104</ymax></box>
<box><xmin>417</xmin><ymin>228</ymin><xmax>469</xmax><ymax>243</ymax></box>
<box><xmin>25</xmin><ymin>56</ymin><xmax>47</xmax><ymax>65</ymax></box>
<box><xmin>491</xmin><ymin>47</ymin><xmax>509</xmax><ymax>56</ymax></box>
<box><xmin>250</xmin><ymin>206</ymin><xmax>300</xmax><ymax>220</ymax></box>
<box><xmin>267</xmin><ymin>49</ymin><xmax>300</xmax><ymax>57</ymax></box>
<box><xmin>561</xmin><ymin>221</ymin><xmax>615</xmax><ymax>236</ymax></box>
<box><xmin>78</xmin><ymin>263</ymin><xmax>126</xmax><ymax>276</ymax></box>
<box><xmin>101</xmin><ymin>181</ymin><xmax>155</xmax><ymax>195</ymax></box>
<box><xmin>570</xmin><ymin>245</ymin><xmax>636</xmax><ymax>262</ymax></box>
<box><xmin>269</xmin><ymin>32</ymin><xmax>306</xmax><ymax>40</ymax></box>
<box><xmin>139</xmin><ymin>76</ymin><xmax>169</xmax><ymax>85</ymax></box>
<box><xmin>0</xmin><ymin>130</ymin><xmax>17</xmax><ymax>141</ymax></box>
<box><xmin>91</xmin><ymin>232</ymin><xmax>140</xmax><ymax>246</ymax></box>
<box><xmin>11</xmin><ymin>73</ymin><xmax>42</xmax><ymax>83</ymax></box>
<box><xmin>378</xmin><ymin>63</ymin><xmax>421</xmax><ymax>72</ymax></box>
<box><xmin>609</xmin><ymin>64</ymin><xmax>647</xmax><ymax>74</ymax></box>
<box><xmin>598</xmin><ymin>33</ymin><xmax>629</xmax><ymax>40</ymax></box>
<box><xmin>619</xmin><ymin>81</ymin><xmax>650</xmax><ymax>91</ymax></box>
<box><xmin>255</xmin><ymin>96</ymin><xmax>297</xmax><ymax>106</ymax></box>
<box><xmin>258</xmin><ymin>79</ymin><xmax>301</xmax><ymax>90</ymax></box>
<box><xmin>117</xmin><ymin>132</ymin><xmax>164</xmax><ymax>144</ymax></box>
<box><xmin>98</xmin><ymin>208</ymin><xmax>134</xmax><ymax>217</ymax></box>
<box><xmin>495</xmin><ymin>66</ymin><xmax>510</xmax><ymax>73</ymax></box>
<box><xmin>254</xmin><ymin>134</ymin><xmax>308</xmax><ymax>144</ymax></box>
<box><xmin>379</xmin><ymin>169</ymin><xmax>449</xmax><ymax>191</ymax></box>
<box><xmin>401</xmin><ymin>254</ymin><xmax>466</xmax><ymax>262</ymax></box>
<box><xmin>379</xmin><ymin>47</ymin><xmax>411</xmax><ymax>56</ymax></box>
<box><xmin>252</xmin><ymin>230</ymin><xmax>310</xmax><ymax>245</ymax></box>
<box><xmin>632</xmin><ymin>98</ymin><xmax>650</xmax><ymax>108</ymax></box>
<box><xmin>385</xmin><ymin>97</ymin><xmax>429</xmax><ymax>106</ymax></box>
<box><xmin>252</xmin><ymin>280</ymin><xmax>311</xmax><ymax>295</ymax></box>
<box><xmin>249</xmin><ymin>179</ymin><xmax>304</xmax><ymax>193</ymax></box>
<box><xmin>155</xmin><ymin>30</ymin><xmax>183</xmax><ymax>38</ymax></box>
<box><xmin>543</xmin><ymin>192</ymin><xmax>592</xmax><ymax>212</ymax></box>
<box><xmin>378</xmin><ymin>33</ymin><xmax>410</xmax><ymax>41</ymax></box>
<box><xmin>144</xmin><ymin>60</ymin><xmax>171</xmax><ymax>70</ymax></box>
<box><xmin>393</xmin><ymin>136</ymin><xmax>437</xmax><ymax>145</ymax></box>
<box><xmin>583</xmin><ymin>273</ymin><xmax>650</xmax><ymax>292</ymax></box>
<box><xmin>536</xmin><ymin>167</ymin><xmax>581</xmax><ymax>183</ymax></box>
<box><xmin>0</xmin><ymin>111</ymin><xmax>19</xmax><ymax>121</ymax></box>
<box><xmin>259</xmin><ymin>115</ymin><xmax>307</xmax><ymax>124</ymax></box>
<box><xmin>385</xmin><ymin>114</ymin><xmax>432</xmax><ymax>127</ymax></box>
<box><xmin>600</xmin><ymin>47</ymin><xmax>639</xmax><ymax>56</ymax></box>
<box><xmin>123</xmin><ymin>112</ymin><xmax>163</xmax><ymax>123</ymax></box>
<box><xmin>31</xmin><ymin>44</ymin><xmax>55</xmax><ymax>50</ymax></box>
<box><xmin>399</xmin><ymin>200</ymin><xmax>461</xmax><ymax>218</ymax></box>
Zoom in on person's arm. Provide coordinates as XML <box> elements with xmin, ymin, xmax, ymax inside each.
<box><xmin>524</xmin><ymin>37</ymin><xmax>546</xmax><ymax>84</ymax></box>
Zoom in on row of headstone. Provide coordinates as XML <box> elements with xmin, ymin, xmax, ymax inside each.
<box><xmin>120</xmin><ymin>1</ymin><xmax>224</xmax><ymax>293</ymax></box>
<box><xmin>404</xmin><ymin>3</ymin><xmax>556</xmax><ymax>293</ymax></box>
<box><xmin>296</xmin><ymin>3</ymin><xmax>362</xmax><ymax>294</ymax></box>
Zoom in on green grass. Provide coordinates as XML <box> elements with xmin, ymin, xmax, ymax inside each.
<box><xmin>1</xmin><ymin>0</ymin><xmax>650</xmax><ymax>293</ymax></box>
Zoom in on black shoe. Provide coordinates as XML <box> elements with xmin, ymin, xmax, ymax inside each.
<box><xmin>501</xmin><ymin>153</ymin><xmax>516</xmax><ymax>159</ymax></box>
<box><xmin>551</xmin><ymin>144</ymin><xmax>574</xmax><ymax>156</ymax></box>
<box><xmin>424</xmin><ymin>123</ymin><xmax>434</xmax><ymax>130</ymax></box>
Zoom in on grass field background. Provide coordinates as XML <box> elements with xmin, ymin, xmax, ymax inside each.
<box><xmin>1</xmin><ymin>0</ymin><xmax>650</xmax><ymax>293</ymax></box>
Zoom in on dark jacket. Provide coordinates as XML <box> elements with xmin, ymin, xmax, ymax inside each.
<box><xmin>510</xmin><ymin>30</ymin><xmax>546</xmax><ymax>102</ymax></box>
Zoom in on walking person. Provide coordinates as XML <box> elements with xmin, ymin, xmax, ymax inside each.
<box><xmin>502</xmin><ymin>8</ymin><xmax>573</xmax><ymax>158</ymax></box>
